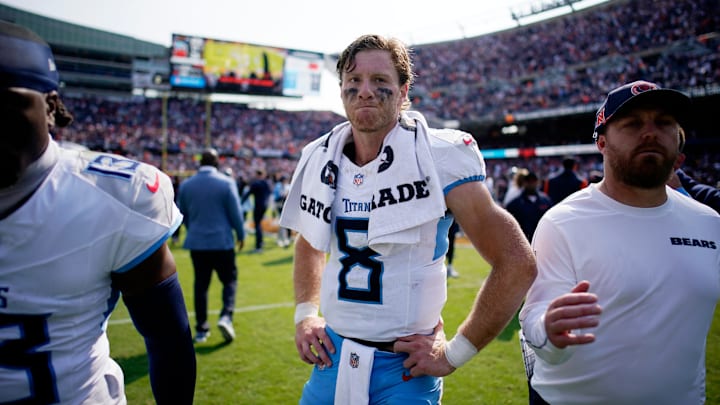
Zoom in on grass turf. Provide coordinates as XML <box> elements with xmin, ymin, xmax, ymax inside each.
<box><xmin>107</xmin><ymin>236</ymin><xmax>720</xmax><ymax>404</ymax></box>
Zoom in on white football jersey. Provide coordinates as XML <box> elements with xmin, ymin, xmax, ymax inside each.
<box><xmin>322</xmin><ymin>128</ymin><xmax>485</xmax><ymax>341</ymax></box>
<box><xmin>0</xmin><ymin>141</ymin><xmax>181</xmax><ymax>404</ymax></box>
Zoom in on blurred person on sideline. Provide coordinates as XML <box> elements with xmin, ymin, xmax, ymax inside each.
<box><xmin>445</xmin><ymin>219</ymin><xmax>461</xmax><ymax>278</ymax></box>
<box><xmin>273</xmin><ymin>173</ymin><xmax>292</xmax><ymax>248</ymax></box>
<box><xmin>178</xmin><ymin>148</ymin><xmax>245</xmax><ymax>343</ymax></box>
<box><xmin>0</xmin><ymin>21</ymin><xmax>196</xmax><ymax>404</ymax></box>
<box><xmin>670</xmin><ymin>164</ymin><xmax>720</xmax><ymax>213</ymax></box>
<box><xmin>280</xmin><ymin>34</ymin><xmax>536</xmax><ymax>404</ymax></box>
<box><xmin>543</xmin><ymin>155</ymin><xmax>588</xmax><ymax>205</ymax></box>
<box><xmin>242</xmin><ymin>168</ymin><xmax>272</xmax><ymax>253</ymax></box>
<box><xmin>502</xmin><ymin>166</ymin><xmax>525</xmax><ymax>207</ymax></box>
<box><xmin>171</xmin><ymin>174</ymin><xmax>182</xmax><ymax>245</ymax></box>
<box><xmin>505</xmin><ymin>170</ymin><xmax>553</xmax><ymax>241</ymax></box>
<box><xmin>666</xmin><ymin>128</ymin><xmax>720</xmax><ymax>213</ymax></box>
<box><xmin>235</xmin><ymin>173</ymin><xmax>253</xmax><ymax>221</ymax></box>
<box><xmin>519</xmin><ymin>80</ymin><xmax>720</xmax><ymax>404</ymax></box>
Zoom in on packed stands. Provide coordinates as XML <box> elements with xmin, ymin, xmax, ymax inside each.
<box><xmin>53</xmin><ymin>95</ymin><xmax>345</xmax><ymax>181</ymax></box>
<box><xmin>411</xmin><ymin>0</ymin><xmax>719</xmax><ymax>123</ymax></box>
<box><xmin>13</xmin><ymin>0</ymin><xmax>717</xmax><ymax>198</ymax></box>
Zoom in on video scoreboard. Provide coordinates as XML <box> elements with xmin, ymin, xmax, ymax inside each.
<box><xmin>169</xmin><ymin>34</ymin><xmax>324</xmax><ymax>97</ymax></box>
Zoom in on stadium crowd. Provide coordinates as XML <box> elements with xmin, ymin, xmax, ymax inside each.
<box><xmin>51</xmin><ymin>0</ymin><xmax>719</xmax><ymax>199</ymax></box>
<box><xmin>53</xmin><ymin>95</ymin><xmax>344</xmax><ymax>183</ymax></box>
<box><xmin>411</xmin><ymin>0</ymin><xmax>719</xmax><ymax>121</ymax></box>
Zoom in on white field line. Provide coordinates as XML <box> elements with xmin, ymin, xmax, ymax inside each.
<box><xmin>107</xmin><ymin>302</ymin><xmax>294</xmax><ymax>325</ymax></box>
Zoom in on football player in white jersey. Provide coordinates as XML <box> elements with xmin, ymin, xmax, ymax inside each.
<box><xmin>0</xmin><ymin>21</ymin><xmax>196</xmax><ymax>404</ymax></box>
<box><xmin>520</xmin><ymin>80</ymin><xmax>720</xmax><ymax>404</ymax></box>
<box><xmin>280</xmin><ymin>34</ymin><xmax>536</xmax><ymax>403</ymax></box>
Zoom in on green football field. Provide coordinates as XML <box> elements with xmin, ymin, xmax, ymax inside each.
<box><xmin>107</xmin><ymin>235</ymin><xmax>720</xmax><ymax>404</ymax></box>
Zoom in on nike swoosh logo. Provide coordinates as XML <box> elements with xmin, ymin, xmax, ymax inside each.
<box><xmin>402</xmin><ymin>372</ymin><xmax>413</xmax><ymax>382</ymax></box>
<box><xmin>146</xmin><ymin>173</ymin><xmax>160</xmax><ymax>193</ymax></box>
<box><xmin>463</xmin><ymin>136</ymin><xmax>473</xmax><ymax>145</ymax></box>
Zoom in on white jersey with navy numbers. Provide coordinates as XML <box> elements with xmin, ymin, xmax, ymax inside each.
<box><xmin>0</xmin><ymin>141</ymin><xmax>182</xmax><ymax>404</ymax></box>
<box><xmin>322</xmin><ymin>126</ymin><xmax>486</xmax><ymax>341</ymax></box>
<box><xmin>520</xmin><ymin>184</ymin><xmax>720</xmax><ymax>405</ymax></box>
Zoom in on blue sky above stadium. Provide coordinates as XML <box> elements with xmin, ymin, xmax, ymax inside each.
<box><xmin>3</xmin><ymin>0</ymin><xmax>608</xmax><ymax>54</ymax></box>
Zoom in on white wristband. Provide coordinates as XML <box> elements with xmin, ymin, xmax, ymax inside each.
<box><xmin>294</xmin><ymin>302</ymin><xmax>319</xmax><ymax>325</ymax></box>
<box><xmin>445</xmin><ymin>333</ymin><xmax>478</xmax><ymax>368</ymax></box>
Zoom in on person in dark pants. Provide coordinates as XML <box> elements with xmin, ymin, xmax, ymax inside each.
<box><xmin>242</xmin><ymin>168</ymin><xmax>272</xmax><ymax>253</ymax></box>
<box><xmin>178</xmin><ymin>148</ymin><xmax>245</xmax><ymax>343</ymax></box>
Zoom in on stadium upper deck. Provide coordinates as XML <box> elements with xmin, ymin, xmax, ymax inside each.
<box><xmin>2</xmin><ymin>0</ymin><xmax>718</xmax><ymax>165</ymax></box>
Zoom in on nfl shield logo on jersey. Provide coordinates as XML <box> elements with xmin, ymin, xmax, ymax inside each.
<box><xmin>353</xmin><ymin>173</ymin><xmax>364</xmax><ymax>186</ymax></box>
<box><xmin>349</xmin><ymin>352</ymin><xmax>360</xmax><ymax>368</ymax></box>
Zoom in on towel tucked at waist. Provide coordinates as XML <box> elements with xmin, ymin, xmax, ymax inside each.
<box><xmin>335</xmin><ymin>338</ymin><xmax>376</xmax><ymax>405</ymax></box>
<box><xmin>280</xmin><ymin>111</ymin><xmax>446</xmax><ymax>252</ymax></box>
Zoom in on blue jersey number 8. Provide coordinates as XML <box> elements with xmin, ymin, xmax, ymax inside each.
<box><xmin>336</xmin><ymin>218</ymin><xmax>383</xmax><ymax>304</ymax></box>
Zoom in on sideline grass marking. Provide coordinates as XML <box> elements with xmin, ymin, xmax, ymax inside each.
<box><xmin>107</xmin><ymin>302</ymin><xmax>294</xmax><ymax>325</ymax></box>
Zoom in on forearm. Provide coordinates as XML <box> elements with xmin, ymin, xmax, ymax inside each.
<box><xmin>124</xmin><ymin>273</ymin><xmax>196</xmax><ymax>404</ymax></box>
<box><xmin>519</xmin><ymin>218</ymin><xmax>583</xmax><ymax>364</ymax></box>
<box><xmin>448</xmin><ymin>183</ymin><xmax>537</xmax><ymax>352</ymax></box>
<box><xmin>457</xmin><ymin>255</ymin><xmax>536</xmax><ymax>351</ymax></box>
<box><xmin>519</xmin><ymin>304</ymin><xmax>574</xmax><ymax>364</ymax></box>
<box><xmin>293</xmin><ymin>235</ymin><xmax>325</xmax><ymax>305</ymax></box>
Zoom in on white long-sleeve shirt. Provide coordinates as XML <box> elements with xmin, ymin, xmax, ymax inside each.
<box><xmin>520</xmin><ymin>184</ymin><xmax>720</xmax><ymax>405</ymax></box>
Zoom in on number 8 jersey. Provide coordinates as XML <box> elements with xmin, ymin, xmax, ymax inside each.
<box><xmin>0</xmin><ymin>140</ymin><xmax>182</xmax><ymax>404</ymax></box>
<box><xmin>321</xmin><ymin>129</ymin><xmax>485</xmax><ymax>342</ymax></box>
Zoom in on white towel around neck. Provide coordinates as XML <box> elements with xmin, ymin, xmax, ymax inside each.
<box><xmin>280</xmin><ymin>111</ymin><xmax>446</xmax><ymax>252</ymax></box>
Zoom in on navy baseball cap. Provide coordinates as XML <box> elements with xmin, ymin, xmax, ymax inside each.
<box><xmin>0</xmin><ymin>20</ymin><xmax>59</xmax><ymax>93</ymax></box>
<box><xmin>593</xmin><ymin>80</ymin><xmax>691</xmax><ymax>141</ymax></box>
